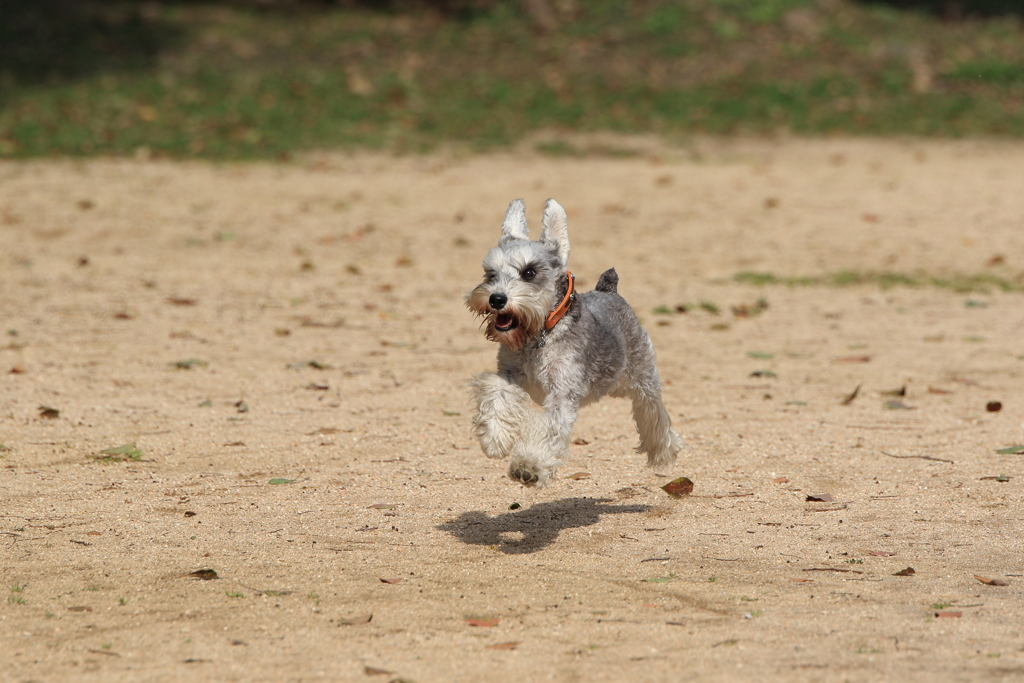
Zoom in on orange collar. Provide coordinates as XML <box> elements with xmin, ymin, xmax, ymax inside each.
<box><xmin>544</xmin><ymin>271</ymin><xmax>575</xmax><ymax>330</ymax></box>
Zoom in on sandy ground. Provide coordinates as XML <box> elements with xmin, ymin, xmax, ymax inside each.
<box><xmin>2</xmin><ymin>137</ymin><xmax>1024</xmax><ymax>682</ymax></box>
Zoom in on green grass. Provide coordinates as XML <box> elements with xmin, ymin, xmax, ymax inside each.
<box><xmin>734</xmin><ymin>270</ymin><xmax>1024</xmax><ymax>293</ymax></box>
<box><xmin>95</xmin><ymin>442</ymin><xmax>144</xmax><ymax>462</ymax></box>
<box><xmin>8</xmin><ymin>583</ymin><xmax>27</xmax><ymax>604</ymax></box>
<box><xmin>2</xmin><ymin>1</ymin><xmax>1024</xmax><ymax>159</ymax></box>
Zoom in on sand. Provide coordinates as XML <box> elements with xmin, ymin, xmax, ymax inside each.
<box><xmin>2</xmin><ymin>137</ymin><xmax>1023</xmax><ymax>682</ymax></box>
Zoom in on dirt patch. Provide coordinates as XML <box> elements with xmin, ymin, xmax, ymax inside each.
<box><xmin>2</xmin><ymin>138</ymin><xmax>1024</xmax><ymax>681</ymax></box>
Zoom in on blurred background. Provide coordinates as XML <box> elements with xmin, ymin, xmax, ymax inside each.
<box><xmin>1</xmin><ymin>0</ymin><xmax>1022</xmax><ymax>159</ymax></box>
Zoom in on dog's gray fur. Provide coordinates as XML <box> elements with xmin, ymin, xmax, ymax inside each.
<box><xmin>466</xmin><ymin>198</ymin><xmax>683</xmax><ymax>487</ymax></box>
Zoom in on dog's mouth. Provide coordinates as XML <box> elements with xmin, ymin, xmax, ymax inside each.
<box><xmin>493</xmin><ymin>312</ymin><xmax>518</xmax><ymax>332</ymax></box>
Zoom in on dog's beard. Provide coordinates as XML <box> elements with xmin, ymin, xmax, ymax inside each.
<box><xmin>465</xmin><ymin>287</ymin><xmax>547</xmax><ymax>351</ymax></box>
<box><xmin>482</xmin><ymin>306</ymin><xmax>543</xmax><ymax>350</ymax></box>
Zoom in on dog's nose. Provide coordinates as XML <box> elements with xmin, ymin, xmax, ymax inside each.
<box><xmin>488</xmin><ymin>293</ymin><xmax>508</xmax><ymax>310</ymax></box>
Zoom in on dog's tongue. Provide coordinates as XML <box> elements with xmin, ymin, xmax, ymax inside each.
<box><xmin>495</xmin><ymin>313</ymin><xmax>514</xmax><ymax>330</ymax></box>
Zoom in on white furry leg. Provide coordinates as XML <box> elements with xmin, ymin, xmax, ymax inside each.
<box><xmin>506</xmin><ymin>413</ymin><xmax>569</xmax><ymax>487</ymax></box>
<box><xmin>631</xmin><ymin>389</ymin><xmax>683</xmax><ymax>472</ymax></box>
<box><xmin>507</xmin><ymin>397</ymin><xmax>577</xmax><ymax>487</ymax></box>
<box><xmin>470</xmin><ymin>374</ymin><xmax>578</xmax><ymax>487</ymax></box>
<box><xmin>470</xmin><ymin>373</ymin><xmax>530</xmax><ymax>460</ymax></box>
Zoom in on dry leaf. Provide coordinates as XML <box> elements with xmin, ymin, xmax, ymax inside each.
<box><xmin>893</xmin><ymin>567</ymin><xmax>916</xmax><ymax>576</ymax></box>
<box><xmin>772</xmin><ymin>477</ymin><xmax>789</xmax><ymax>484</ymax></box>
<box><xmin>974</xmin><ymin>575</ymin><xmax>1009</xmax><ymax>586</ymax></box>
<box><xmin>338</xmin><ymin>614</ymin><xmax>372</xmax><ymax>625</ymax></box>
<box><xmin>187</xmin><ymin>569</ymin><xmax>219</xmax><ymax>580</ymax></box>
<box><xmin>841</xmin><ymin>383</ymin><xmax>861</xmax><ymax>405</ymax></box>
<box><xmin>379</xmin><ymin>578</ymin><xmax>403</xmax><ymax>584</ymax></box>
<box><xmin>364</xmin><ymin>666</ymin><xmax>391</xmax><ymax>676</ymax></box>
<box><xmin>566</xmin><ymin>472</ymin><xmax>591</xmax><ymax>480</ymax></box>
<box><xmin>805</xmin><ymin>493</ymin><xmax>833</xmax><ymax>502</ymax></box>
<box><xmin>466</xmin><ymin>618</ymin><xmax>500</xmax><ymax>627</ymax></box>
<box><xmin>38</xmin><ymin>405</ymin><xmax>60</xmax><ymax>419</ymax></box>
<box><xmin>935</xmin><ymin>611</ymin><xmax>962</xmax><ymax>618</ymax></box>
<box><xmin>661</xmin><ymin>477</ymin><xmax>694</xmax><ymax>498</ymax></box>
<box><xmin>486</xmin><ymin>642</ymin><xmax>520</xmax><ymax>650</ymax></box>
<box><xmin>927</xmin><ymin>386</ymin><xmax>951</xmax><ymax>394</ymax></box>
<box><xmin>571</xmin><ymin>438</ymin><xmax>589</xmax><ymax>445</ymax></box>
<box><xmin>166</xmin><ymin>296</ymin><xmax>197</xmax><ymax>306</ymax></box>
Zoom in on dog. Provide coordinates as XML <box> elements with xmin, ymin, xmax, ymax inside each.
<box><xmin>465</xmin><ymin>198</ymin><xmax>683</xmax><ymax>487</ymax></box>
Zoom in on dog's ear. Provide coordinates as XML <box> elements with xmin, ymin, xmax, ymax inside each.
<box><xmin>540</xmin><ymin>198</ymin><xmax>570</xmax><ymax>264</ymax></box>
<box><xmin>499</xmin><ymin>199</ymin><xmax>529</xmax><ymax>243</ymax></box>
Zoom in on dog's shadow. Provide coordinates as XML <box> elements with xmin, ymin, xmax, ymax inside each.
<box><xmin>437</xmin><ymin>497</ymin><xmax>650</xmax><ymax>554</ymax></box>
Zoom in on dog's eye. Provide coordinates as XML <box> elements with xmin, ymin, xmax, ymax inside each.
<box><xmin>521</xmin><ymin>268</ymin><xmax>536</xmax><ymax>281</ymax></box>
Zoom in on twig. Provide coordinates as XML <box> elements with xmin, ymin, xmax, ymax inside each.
<box><xmin>692</xmin><ymin>493</ymin><xmax>754</xmax><ymax>499</ymax></box>
<box><xmin>805</xmin><ymin>504</ymin><xmax>848</xmax><ymax>512</ymax></box>
<box><xmin>881</xmin><ymin>450</ymin><xmax>953</xmax><ymax>464</ymax></box>
<box><xmin>640</xmin><ymin>557</ymin><xmax>674</xmax><ymax>563</ymax></box>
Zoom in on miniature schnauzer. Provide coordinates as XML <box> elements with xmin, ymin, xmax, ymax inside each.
<box><xmin>466</xmin><ymin>198</ymin><xmax>682</xmax><ymax>487</ymax></box>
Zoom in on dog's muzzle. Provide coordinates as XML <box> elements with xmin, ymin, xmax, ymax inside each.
<box><xmin>488</xmin><ymin>293</ymin><xmax>518</xmax><ymax>331</ymax></box>
<box><xmin>494</xmin><ymin>312</ymin><xmax>518</xmax><ymax>332</ymax></box>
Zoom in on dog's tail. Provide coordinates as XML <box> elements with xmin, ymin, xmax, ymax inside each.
<box><xmin>594</xmin><ymin>268</ymin><xmax>618</xmax><ymax>294</ymax></box>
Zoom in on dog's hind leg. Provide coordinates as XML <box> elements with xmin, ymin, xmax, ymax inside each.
<box><xmin>628</xmin><ymin>374</ymin><xmax>683</xmax><ymax>472</ymax></box>
<box><xmin>469</xmin><ymin>373</ymin><xmax>530</xmax><ymax>460</ymax></box>
<box><xmin>631</xmin><ymin>393</ymin><xmax>682</xmax><ymax>471</ymax></box>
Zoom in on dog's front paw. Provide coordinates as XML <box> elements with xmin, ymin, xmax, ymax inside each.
<box><xmin>508</xmin><ymin>462</ymin><xmax>547</xmax><ymax>487</ymax></box>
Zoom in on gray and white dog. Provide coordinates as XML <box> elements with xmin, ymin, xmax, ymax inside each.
<box><xmin>466</xmin><ymin>198</ymin><xmax>683</xmax><ymax>487</ymax></box>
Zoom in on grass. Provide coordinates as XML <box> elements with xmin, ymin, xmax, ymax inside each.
<box><xmin>95</xmin><ymin>442</ymin><xmax>144</xmax><ymax>462</ymax></box>
<box><xmin>734</xmin><ymin>270</ymin><xmax>1024</xmax><ymax>293</ymax></box>
<box><xmin>2</xmin><ymin>1</ymin><xmax>1024</xmax><ymax>159</ymax></box>
<box><xmin>8</xmin><ymin>583</ymin><xmax>27</xmax><ymax>604</ymax></box>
